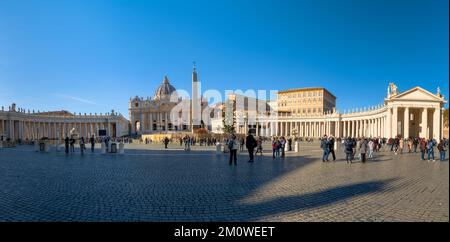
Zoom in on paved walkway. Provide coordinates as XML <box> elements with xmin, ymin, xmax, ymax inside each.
<box><xmin>0</xmin><ymin>143</ymin><xmax>448</xmax><ymax>221</ymax></box>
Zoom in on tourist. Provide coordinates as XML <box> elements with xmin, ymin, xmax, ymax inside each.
<box><xmin>280</xmin><ymin>137</ymin><xmax>286</xmax><ymax>158</ymax></box>
<box><xmin>70</xmin><ymin>137</ymin><xmax>75</xmax><ymax>153</ymax></box>
<box><xmin>389</xmin><ymin>138</ymin><xmax>394</xmax><ymax>151</ymax></box>
<box><xmin>255</xmin><ymin>137</ymin><xmax>263</xmax><ymax>156</ymax></box>
<box><xmin>227</xmin><ymin>134</ymin><xmax>238</xmax><ymax>166</ymax></box>
<box><xmin>320</xmin><ymin>135</ymin><xmax>329</xmax><ymax>162</ymax></box>
<box><xmin>245</xmin><ymin>133</ymin><xmax>257</xmax><ymax>163</ymax></box>
<box><xmin>407</xmin><ymin>137</ymin><xmax>412</xmax><ymax>153</ymax></box>
<box><xmin>420</xmin><ymin>138</ymin><xmax>427</xmax><ymax>160</ymax></box>
<box><xmin>399</xmin><ymin>137</ymin><xmax>404</xmax><ymax>154</ymax></box>
<box><xmin>392</xmin><ymin>136</ymin><xmax>399</xmax><ymax>155</ymax></box>
<box><xmin>344</xmin><ymin>137</ymin><xmax>355</xmax><ymax>164</ymax></box>
<box><xmin>427</xmin><ymin>138</ymin><xmax>436</xmax><ymax>162</ymax></box>
<box><xmin>163</xmin><ymin>137</ymin><xmax>169</xmax><ymax>149</ymax></box>
<box><xmin>90</xmin><ymin>135</ymin><xmax>95</xmax><ymax>152</ymax></box>
<box><xmin>359</xmin><ymin>138</ymin><xmax>368</xmax><ymax>163</ymax></box>
<box><xmin>438</xmin><ymin>139</ymin><xmax>446</xmax><ymax>161</ymax></box>
<box><xmin>64</xmin><ymin>136</ymin><xmax>69</xmax><ymax>154</ymax></box>
<box><xmin>287</xmin><ymin>137</ymin><xmax>293</xmax><ymax>151</ymax></box>
<box><xmin>328</xmin><ymin>135</ymin><xmax>336</xmax><ymax>161</ymax></box>
<box><xmin>272</xmin><ymin>138</ymin><xmax>278</xmax><ymax>158</ymax></box>
<box><xmin>413</xmin><ymin>137</ymin><xmax>419</xmax><ymax>153</ymax></box>
<box><xmin>80</xmin><ymin>137</ymin><xmax>85</xmax><ymax>155</ymax></box>
<box><xmin>239</xmin><ymin>137</ymin><xmax>245</xmax><ymax>151</ymax></box>
<box><xmin>368</xmin><ymin>139</ymin><xmax>374</xmax><ymax>159</ymax></box>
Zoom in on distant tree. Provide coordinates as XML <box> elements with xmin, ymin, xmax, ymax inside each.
<box><xmin>222</xmin><ymin>109</ymin><xmax>235</xmax><ymax>134</ymax></box>
<box><xmin>222</xmin><ymin>100</ymin><xmax>236</xmax><ymax>134</ymax></box>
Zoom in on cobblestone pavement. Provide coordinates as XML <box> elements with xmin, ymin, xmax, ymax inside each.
<box><xmin>0</xmin><ymin>142</ymin><xmax>448</xmax><ymax>222</ymax></box>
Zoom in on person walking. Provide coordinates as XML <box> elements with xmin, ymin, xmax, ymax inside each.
<box><xmin>163</xmin><ymin>137</ymin><xmax>169</xmax><ymax>149</ymax></box>
<box><xmin>407</xmin><ymin>137</ymin><xmax>413</xmax><ymax>153</ymax></box>
<box><xmin>64</xmin><ymin>136</ymin><xmax>69</xmax><ymax>154</ymax></box>
<box><xmin>420</xmin><ymin>138</ymin><xmax>427</xmax><ymax>160</ymax></box>
<box><xmin>272</xmin><ymin>138</ymin><xmax>278</xmax><ymax>158</ymax></box>
<box><xmin>288</xmin><ymin>137</ymin><xmax>293</xmax><ymax>151</ymax></box>
<box><xmin>438</xmin><ymin>139</ymin><xmax>446</xmax><ymax>161</ymax></box>
<box><xmin>228</xmin><ymin>134</ymin><xmax>238</xmax><ymax>166</ymax></box>
<box><xmin>255</xmin><ymin>137</ymin><xmax>263</xmax><ymax>156</ymax></box>
<box><xmin>344</xmin><ymin>137</ymin><xmax>354</xmax><ymax>164</ymax></box>
<box><xmin>359</xmin><ymin>138</ymin><xmax>368</xmax><ymax>163</ymax></box>
<box><xmin>320</xmin><ymin>135</ymin><xmax>329</xmax><ymax>162</ymax></box>
<box><xmin>368</xmin><ymin>139</ymin><xmax>374</xmax><ymax>159</ymax></box>
<box><xmin>90</xmin><ymin>135</ymin><xmax>95</xmax><ymax>153</ymax></box>
<box><xmin>70</xmin><ymin>137</ymin><xmax>75</xmax><ymax>153</ymax></box>
<box><xmin>80</xmin><ymin>137</ymin><xmax>85</xmax><ymax>155</ymax></box>
<box><xmin>239</xmin><ymin>137</ymin><xmax>245</xmax><ymax>152</ymax></box>
<box><xmin>399</xmin><ymin>137</ymin><xmax>404</xmax><ymax>154</ymax></box>
<box><xmin>427</xmin><ymin>138</ymin><xmax>436</xmax><ymax>162</ymax></box>
<box><xmin>280</xmin><ymin>137</ymin><xmax>286</xmax><ymax>158</ymax></box>
<box><xmin>413</xmin><ymin>137</ymin><xmax>419</xmax><ymax>153</ymax></box>
<box><xmin>245</xmin><ymin>133</ymin><xmax>257</xmax><ymax>163</ymax></box>
<box><xmin>328</xmin><ymin>136</ymin><xmax>336</xmax><ymax>161</ymax></box>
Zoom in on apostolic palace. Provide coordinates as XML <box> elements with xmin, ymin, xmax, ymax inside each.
<box><xmin>0</xmin><ymin>65</ymin><xmax>447</xmax><ymax>142</ymax></box>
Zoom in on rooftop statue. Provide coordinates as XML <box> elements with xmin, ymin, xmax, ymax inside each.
<box><xmin>388</xmin><ymin>82</ymin><xmax>398</xmax><ymax>97</ymax></box>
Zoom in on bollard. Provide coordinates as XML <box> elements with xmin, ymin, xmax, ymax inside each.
<box><xmin>119</xmin><ymin>142</ymin><xmax>124</xmax><ymax>154</ymax></box>
<box><xmin>101</xmin><ymin>142</ymin><xmax>106</xmax><ymax>154</ymax></box>
<box><xmin>295</xmin><ymin>141</ymin><xmax>300</xmax><ymax>153</ymax></box>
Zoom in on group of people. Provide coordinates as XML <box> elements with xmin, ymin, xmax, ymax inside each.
<box><xmin>271</xmin><ymin>137</ymin><xmax>287</xmax><ymax>158</ymax></box>
<box><xmin>227</xmin><ymin>133</ymin><xmax>265</xmax><ymax>165</ymax></box>
<box><xmin>338</xmin><ymin>135</ymin><xmax>448</xmax><ymax>164</ymax></box>
<box><xmin>63</xmin><ymin>135</ymin><xmax>114</xmax><ymax>155</ymax></box>
<box><xmin>320</xmin><ymin>135</ymin><xmax>337</xmax><ymax>162</ymax></box>
<box><xmin>387</xmin><ymin>136</ymin><xmax>448</xmax><ymax>162</ymax></box>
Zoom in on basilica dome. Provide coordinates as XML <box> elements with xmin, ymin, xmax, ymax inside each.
<box><xmin>154</xmin><ymin>76</ymin><xmax>177</xmax><ymax>100</ymax></box>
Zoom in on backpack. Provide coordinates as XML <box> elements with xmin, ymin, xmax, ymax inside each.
<box><xmin>228</xmin><ymin>140</ymin><xmax>234</xmax><ymax>150</ymax></box>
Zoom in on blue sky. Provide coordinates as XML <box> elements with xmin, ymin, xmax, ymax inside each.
<box><xmin>0</xmin><ymin>0</ymin><xmax>448</xmax><ymax>117</ymax></box>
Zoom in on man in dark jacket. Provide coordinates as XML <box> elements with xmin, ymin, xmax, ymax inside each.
<box><xmin>90</xmin><ymin>135</ymin><xmax>95</xmax><ymax>152</ymax></box>
<box><xmin>413</xmin><ymin>137</ymin><xmax>419</xmax><ymax>153</ymax></box>
<box><xmin>64</xmin><ymin>136</ymin><xmax>69</xmax><ymax>154</ymax></box>
<box><xmin>246</xmin><ymin>133</ymin><xmax>257</xmax><ymax>163</ymax></box>
<box><xmin>163</xmin><ymin>137</ymin><xmax>170</xmax><ymax>149</ymax></box>
<box><xmin>320</xmin><ymin>135</ymin><xmax>329</xmax><ymax>162</ymax></box>
<box><xmin>344</xmin><ymin>137</ymin><xmax>354</xmax><ymax>163</ymax></box>
<box><xmin>328</xmin><ymin>136</ymin><xmax>336</xmax><ymax>161</ymax></box>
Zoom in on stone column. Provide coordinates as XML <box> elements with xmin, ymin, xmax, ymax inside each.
<box><xmin>386</xmin><ymin>107</ymin><xmax>392</xmax><ymax>138</ymax></box>
<box><xmin>433</xmin><ymin>107</ymin><xmax>440</xmax><ymax>140</ymax></box>
<box><xmin>336</xmin><ymin>121</ymin><xmax>340</xmax><ymax>138</ymax></box>
<box><xmin>421</xmin><ymin>108</ymin><xmax>428</xmax><ymax>138</ymax></box>
<box><xmin>355</xmin><ymin>120</ymin><xmax>359</xmax><ymax>138</ymax></box>
<box><xmin>149</xmin><ymin>113</ymin><xmax>153</xmax><ymax>131</ymax></box>
<box><xmin>343</xmin><ymin>121</ymin><xmax>347</xmax><ymax>137</ymax></box>
<box><xmin>441</xmin><ymin>108</ymin><xmax>445</xmax><ymax>140</ymax></box>
<box><xmin>404</xmin><ymin>107</ymin><xmax>409</xmax><ymax>138</ymax></box>
<box><xmin>392</xmin><ymin>106</ymin><xmax>398</xmax><ymax>138</ymax></box>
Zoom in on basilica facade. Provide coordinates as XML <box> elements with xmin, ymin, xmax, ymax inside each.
<box><xmin>128</xmin><ymin>66</ymin><xmax>210</xmax><ymax>135</ymax></box>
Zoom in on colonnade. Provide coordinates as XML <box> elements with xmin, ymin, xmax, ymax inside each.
<box><xmin>236</xmin><ymin>105</ymin><xmax>444</xmax><ymax>140</ymax></box>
